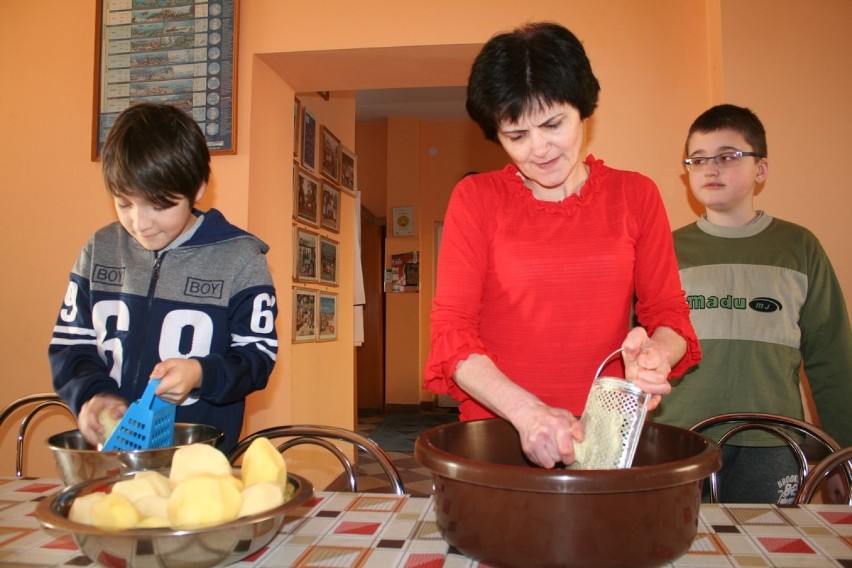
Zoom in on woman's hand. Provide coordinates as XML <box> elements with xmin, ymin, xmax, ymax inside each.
<box><xmin>454</xmin><ymin>353</ymin><xmax>584</xmax><ymax>468</ymax></box>
<box><xmin>512</xmin><ymin>401</ymin><xmax>585</xmax><ymax>468</ymax></box>
<box><xmin>621</xmin><ymin>327</ymin><xmax>673</xmax><ymax>411</ymax></box>
<box><xmin>79</xmin><ymin>394</ymin><xmax>127</xmax><ymax>446</ymax></box>
<box><xmin>150</xmin><ymin>358</ymin><xmax>203</xmax><ymax>405</ymax></box>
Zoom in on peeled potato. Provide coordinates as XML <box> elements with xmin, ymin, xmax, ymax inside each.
<box><xmin>69</xmin><ymin>442</ymin><xmax>293</xmax><ymax>530</ymax></box>
<box><xmin>112</xmin><ymin>478</ymin><xmax>161</xmax><ymax>504</ymax></box>
<box><xmin>69</xmin><ymin>492</ymin><xmax>108</xmax><ymax>525</ymax></box>
<box><xmin>238</xmin><ymin>481</ymin><xmax>284</xmax><ymax>518</ymax></box>
<box><xmin>167</xmin><ymin>474</ymin><xmax>242</xmax><ymax>529</ymax></box>
<box><xmin>98</xmin><ymin>408</ymin><xmax>121</xmax><ymax>443</ymax></box>
<box><xmin>169</xmin><ymin>444</ymin><xmax>233</xmax><ymax>488</ymax></box>
<box><xmin>90</xmin><ymin>492</ymin><xmax>141</xmax><ymax>530</ymax></box>
<box><xmin>573</xmin><ymin>438</ymin><xmax>588</xmax><ymax>465</ymax></box>
<box><xmin>134</xmin><ymin>471</ymin><xmax>171</xmax><ymax>498</ymax></box>
<box><xmin>137</xmin><ymin>516</ymin><xmax>170</xmax><ymax>528</ymax></box>
<box><xmin>241</xmin><ymin>437</ymin><xmax>287</xmax><ymax>488</ymax></box>
<box><xmin>134</xmin><ymin>494</ymin><xmax>169</xmax><ymax>520</ymax></box>
<box><xmin>221</xmin><ymin>473</ymin><xmax>244</xmax><ymax>492</ymax></box>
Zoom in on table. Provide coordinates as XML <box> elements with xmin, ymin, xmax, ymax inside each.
<box><xmin>0</xmin><ymin>477</ymin><xmax>851</xmax><ymax>567</ymax></box>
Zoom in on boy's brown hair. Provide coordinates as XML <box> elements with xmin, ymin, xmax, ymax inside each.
<box><xmin>101</xmin><ymin>103</ymin><xmax>210</xmax><ymax>208</ymax></box>
<box><xmin>686</xmin><ymin>104</ymin><xmax>768</xmax><ymax>157</ymax></box>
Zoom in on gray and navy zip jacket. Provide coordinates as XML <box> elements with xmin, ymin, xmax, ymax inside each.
<box><xmin>49</xmin><ymin>208</ymin><xmax>278</xmax><ymax>453</ymax></box>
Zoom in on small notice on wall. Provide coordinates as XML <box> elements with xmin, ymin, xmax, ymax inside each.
<box><xmin>392</xmin><ymin>206</ymin><xmax>414</xmax><ymax>236</ymax></box>
<box><xmin>387</xmin><ymin>251</ymin><xmax>419</xmax><ymax>293</ymax></box>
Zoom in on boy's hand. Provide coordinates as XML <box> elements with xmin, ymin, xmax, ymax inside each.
<box><xmin>150</xmin><ymin>358</ymin><xmax>203</xmax><ymax>405</ymax></box>
<box><xmin>79</xmin><ymin>394</ymin><xmax>127</xmax><ymax>447</ymax></box>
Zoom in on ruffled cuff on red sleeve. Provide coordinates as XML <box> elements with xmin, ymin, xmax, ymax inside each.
<box><xmin>646</xmin><ymin>319</ymin><xmax>702</xmax><ymax>379</ymax></box>
<box><xmin>423</xmin><ymin>329</ymin><xmax>495</xmax><ymax>402</ymax></box>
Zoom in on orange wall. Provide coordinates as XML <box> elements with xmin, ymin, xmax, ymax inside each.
<box><xmin>354</xmin><ymin>123</ymin><xmax>389</xmax><ymax>218</ymax></box>
<box><xmin>384</xmin><ymin>118</ymin><xmax>422</xmax><ymax>404</ymax></box>
<box><xmin>2</xmin><ymin>0</ymin><xmax>850</xmax><ymax>479</ymax></box>
<box><xmin>719</xmin><ymin>1</ymin><xmax>852</xmax><ymax>282</ymax></box>
<box><xmin>241</xmin><ymin>79</ymin><xmax>360</xmax><ymax>486</ymax></box>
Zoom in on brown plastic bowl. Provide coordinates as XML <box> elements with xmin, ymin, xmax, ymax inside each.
<box><xmin>415</xmin><ymin>418</ymin><xmax>721</xmax><ymax>568</ymax></box>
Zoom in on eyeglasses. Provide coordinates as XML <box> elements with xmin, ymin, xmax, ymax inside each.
<box><xmin>682</xmin><ymin>150</ymin><xmax>765</xmax><ymax>171</ymax></box>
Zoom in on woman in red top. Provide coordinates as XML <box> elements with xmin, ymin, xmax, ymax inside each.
<box><xmin>425</xmin><ymin>22</ymin><xmax>700</xmax><ymax>468</ymax></box>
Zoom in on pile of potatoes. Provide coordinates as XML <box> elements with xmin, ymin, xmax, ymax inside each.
<box><xmin>69</xmin><ymin>438</ymin><xmax>292</xmax><ymax>530</ymax></box>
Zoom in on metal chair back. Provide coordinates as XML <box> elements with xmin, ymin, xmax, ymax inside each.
<box><xmin>0</xmin><ymin>393</ymin><xmax>75</xmax><ymax>477</ymax></box>
<box><xmin>796</xmin><ymin>445</ymin><xmax>852</xmax><ymax>504</ymax></box>
<box><xmin>229</xmin><ymin>424</ymin><xmax>405</xmax><ymax>495</ymax></box>
<box><xmin>690</xmin><ymin>412</ymin><xmax>852</xmax><ymax>503</ymax></box>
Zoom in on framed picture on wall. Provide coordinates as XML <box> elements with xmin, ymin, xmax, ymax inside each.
<box><xmin>293</xmin><ymin>98</ymin><xmax>301</xmax><ymax>159</ymax></box>
<box><xmin>92</xmin><ymin>0</ymin><xmax>239</xmax><ymax>159</ymax></box>
<box><xmin>294</xmin><ymin>167</ymin><xmax>320</xmax><ymax>227</ymax></box>
<box><xmin>320</xmin><ymin>126</ymin><xmax>341</xmax><ymax>183</ymax></box>
<box><xmin>294</xmin><ymin>226</ymin><xmax>319</xmax><ymax>282</ymax></box>
<box><xmin>292</xmin><ymin>287</ymin><xmax>317</xmax><ymax>343</ymax></box>
<box><xmin>301</xmin><ymin>107</ymin><xmax>317</xmax><ymax>172</ymax></box>
<box><xmin>321</xmin><ymin>181</ymin><xmax>340</xmax><ymax>233</ymax></box>
<box><xmin>318</xmin><ymin>292</ymin><xmax>338</xmax><ymax>341</ymax></box>
<box><xmin>320</xmin><ymin>236</ymin><xmax>339</xmax><ymax>286</ymax></box>
<box><xmin>340</xmin><ymin>146</ymin><xmax>356</xmax><ymax>192</ymax></box>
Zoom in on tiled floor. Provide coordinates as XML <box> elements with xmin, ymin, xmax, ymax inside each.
<box><xmin>359</xmin><ymin>413</ymin><xmax>440</xmax><ymax>496</ymax></box>
<box><xmin>324</xmin><ymin>411</ymin><xmax>449</xmax><ymax>497</ymax></box>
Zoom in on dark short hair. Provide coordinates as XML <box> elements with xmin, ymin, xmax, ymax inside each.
<box><xmin>686</xmin><ymin>104</ymin><xmax>768</xmax><ymax>157</ymax></box>
<box><xmin>466</xmin><ymin>22</ymin><xmax>600</xmax><ymax>142</ymax></box>
<box><xmin>101</xmin><ymin>103</ymin><xmax>210</xmax><ymax>208</ymax></box>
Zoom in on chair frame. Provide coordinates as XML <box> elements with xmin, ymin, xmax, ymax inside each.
<box><xmin>0</xmin><ymin>393</ymin><xmax>75</xmax><ymax>477</ymax></box>
<box><xmin>690</xmin><ymin>412</ymin><xmax>852</xmax><ymax>504</ymax></box>
<box><xmin>796</xmin><ymin>446</ymin><xmax>852</xmax><ymax>504</ymax></box>
<box><xmin>229</xmin><ymin>424</ymin><xmax>405</xmax><ymax>495</ymax></box>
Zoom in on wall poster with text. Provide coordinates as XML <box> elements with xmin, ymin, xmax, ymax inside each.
<box><xmin>93</xmin><ymin>0</ymin><xmax>239</xmax><ymax>159</ymax></box>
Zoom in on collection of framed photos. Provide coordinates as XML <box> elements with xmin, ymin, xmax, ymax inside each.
<box><xmin>291</xmin><ymin>97</ymin><xmax>357</xmax><ymax>343</ymax></box>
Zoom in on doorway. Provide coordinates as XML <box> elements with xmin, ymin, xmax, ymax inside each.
<box><xmin>356</xmin><ymin>207</ymin><xmax>386</xmax><ymax>413</ymax></box>
<box><xmin>265</xmin><ymin>45</ymin><xmax>479</xmax><ymax>419</ymax></box>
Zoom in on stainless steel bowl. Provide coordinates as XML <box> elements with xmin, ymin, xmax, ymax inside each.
<box><xmin>47</xmin><ymin>423</ymin><xmax>223</xmax><ymax>485</ymax></box>
<box><xmin>35</xmin><ymin>469</ymin><xmax>313</xmax><ymax>568</ymax></box>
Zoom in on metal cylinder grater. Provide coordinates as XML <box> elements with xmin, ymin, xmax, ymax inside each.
<box><xmin>569</xmin><ymin>348</ymin><xmax>649</xmax><ymax>469</ymax></box>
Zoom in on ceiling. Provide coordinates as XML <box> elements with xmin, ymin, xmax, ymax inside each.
<box><xmin>259</xmin><ymin>45</ymin><xmax>478</xmax><ymax>123</ymax></box>
<box><xmin>355</xmin><ymin>86</ymin><xmax>469</xmax><ymax>122</ymax></box>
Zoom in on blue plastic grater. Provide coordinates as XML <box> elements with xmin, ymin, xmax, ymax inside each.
<box><xmin>102</xmin><ymin>379</ymin><xmax>176</xmax><ymax>451</ymax></box>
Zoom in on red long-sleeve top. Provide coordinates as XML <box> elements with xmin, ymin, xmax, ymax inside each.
<box><xmin>425</xmin><ymin>156</ymin><xmax>700</xmax><ymax>420</ymax></box>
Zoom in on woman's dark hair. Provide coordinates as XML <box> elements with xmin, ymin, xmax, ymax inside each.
<box><xmin>686</xmin><ymin>104</ymin><xmax>768</xmax><ymax>157</ymax></box>
<box><xmin>466</xmin><ymin>22</ymin><xmax>601</xmax><ymax>142</ymax></box>
<box><xmin>101</xmin><ymin>103</ymin><xmax>210</xmax><ymax>208</ymax></box>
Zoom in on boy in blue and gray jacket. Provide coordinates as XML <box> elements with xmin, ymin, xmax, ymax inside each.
<box><xmin>49</xmin><ymin>103</ymin><xmax>278</xmax><ymax>453</ymax></box>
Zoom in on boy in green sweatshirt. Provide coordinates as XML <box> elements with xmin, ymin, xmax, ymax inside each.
<box><xmin>653</xmin><ymin>104</ymin><xmax>852</xmax><ymax>503</ymax></box>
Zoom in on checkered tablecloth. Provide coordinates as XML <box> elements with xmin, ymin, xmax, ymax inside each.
<box><xmin>1</xmin><ymin>476</ymin><xmax>851</xmax><ymax>567</ymax></box>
